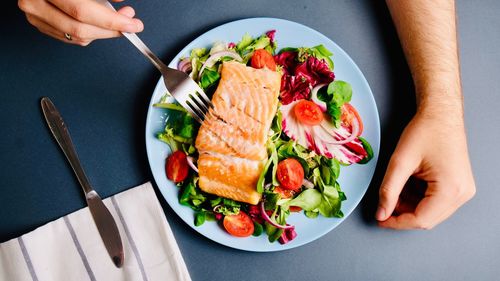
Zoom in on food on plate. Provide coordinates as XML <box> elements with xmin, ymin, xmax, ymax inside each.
<box><xmin>166</xmin><ymin>150</ymin><xmax>189</xmax><ymax>183</ymax></box>
<box><xmin>281</xmin><ymin>99</ymin><xmax>368</xmax><ymax>164</ymax></box>
<box><xmin>293</xmin><ymin>100</ymin><xmax>324</xmax><ymax>126</ymax></box>
<box><xmin>251</xmin><ymin>49</ymin><xmax>277</xmax><ymax>70</ymax></box>
<box><xmin>155</xmin><ymin>31</ymin><xmax>373</xmax><ymax>244</ymax></box>
<box><xmin>195</xmin><ymin>61</ymin><xmax>282</xmax><ymax>205</ymax></box>
<box><xmin>223</xmin><ymin>211</ymin><xmax>255</xmax><ymax>237</ymax></box>
<box><xmin>276</xmin><ymin>158</ymin><xmax>304</xmax><ymax>190</ymax></box>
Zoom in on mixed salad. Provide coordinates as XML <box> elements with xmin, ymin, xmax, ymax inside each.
<box><xmin>154</xmin><ymin>30</ymin><xmax>373</xmax><ymax>244</ymax></box>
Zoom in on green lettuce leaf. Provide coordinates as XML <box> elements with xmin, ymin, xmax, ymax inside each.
<box><xmin>194</xmin><ymin>211</ymin><xmax>206</xmax><ymax>226</ymax></box>
<box><xmin>285</xmin><ymin>189</ymin><xmax>322</xmax><ymax>211</ymax></box>
<box><xmin>257</xmin><ymin>157</ymin><xmax>273</xmax><ymax>193</ymax></box>
<box><xmin>200</xmin><ymin>68</ymin><xmax>220</xmax><ymax>90</ymax></box>
<box><xmin>310</xmin><ymin>45</ymin><xmax>334</xmax><ymax>70</ymax></box>
<box><xmin>179</xmin><ymin>177</ymin><xmax>206</xmax><ymax>210</ymax></box>
<box><xmin>304</xmin><ymin>210</ymin><xmax>319</xmax><ymax>219</ymax></box>
<box><xmin>320</xmin><ymin>80</ymin><xmax>353</xmax><ymax>127</ymax></box>
<box><xmin>358</xmin><ymin>137</ymin><xmax>374</xmax><ymax>164</ymax></box>
<box><xmin>317</xmin><ymin>184</ymin><xmax>342</xmax><ymax>217</ymax></box>
<box><xmin>252</xmin><ymin>221</ymin><xmax>264</xmax><ymax>236</ymax></box>
<box><xmin>236</xmin><ymin>33</ymin><xmax>253</xmax><ymax>52</ymax></box>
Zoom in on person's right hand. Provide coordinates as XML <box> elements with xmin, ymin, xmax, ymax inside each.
<box><xmin>18</xmin><ymin>0</ymin><xmax>144</xmax><ymax>46</ymax></box>
<box><xmin>376</xmin><ymin>108</ymin><xmax>476</xmax><ymax>230</ymax></box>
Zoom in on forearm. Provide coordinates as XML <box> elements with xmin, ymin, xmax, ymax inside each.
<box><xmin>378</xmin><ymin>1</ymin><xmax>476</xmax><ymax>230</ymax></box>
<box><xmin>386</xmin><ymin>0</ymin><xmax>462</xmax><ymax>118</ymax></box>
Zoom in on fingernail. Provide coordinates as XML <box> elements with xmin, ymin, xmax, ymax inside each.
<box><xmin>375</xmin><ymin>206</ymin><xmax>386</xmax><ymax>221</ymax></box>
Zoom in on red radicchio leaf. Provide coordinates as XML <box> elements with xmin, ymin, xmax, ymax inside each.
<box><xmin>274</xmin><ymin>51</ymin><xmax>297</xmax><ymax>76</ymax></box>
<box><xmin>295</xmin><ymin>56</ymin><xmax>335</xmax><ymax>86</ymax></box>
<box><xmin>275</xmin><ymin>51</ymin><xmax>335</xmax><ymax>105</ymax></box>
<box><xmin>280</xmin><ymin>75</ymin><xmax>311</xmax><ymax>105</ymax></box>
<box><xmin>248</xmin><ymin>205</ymin><xmax>264</xmax><ymax>224</ymax></box>
<box><xmin>266</xmin><ymin>30</ymin><xmax>276</xmax><ymax>46</ymax></box>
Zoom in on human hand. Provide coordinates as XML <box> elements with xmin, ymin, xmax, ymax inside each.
<box><xmin>376</xmin><ymin>108</ymin><xmax>476</xmax><ymax>229</ymax></box>
<box><xmin>18</xmin><ymin>0</ymin><xmax>144</xmax><ymax>46</ymax></box>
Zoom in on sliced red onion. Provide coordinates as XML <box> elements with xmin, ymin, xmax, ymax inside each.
<box><xmin>260</xmin><ymin>202</ymin><xmax>294</xmax><ymax>230</ymax></box>
<box><xmin>177</xmin><ymin>58</ymin><xmax>192</xmax><ymax>73</ymax></box>
<box><xmin>264</xmin><ymin>183</ymin><xmax>272</xmax><ymax>190</ymax></box>
<box><xmin>186</xmin><ymin>156</ymin><xmax>198</xmax><ymax>173</ymax></box>
<box><xmin>310</xmin><ymin>83</ymin><xmax>328</xmax><ymax>112</ymax></box>
<box><xmin>198</xmin><ymin>50</ymin><xmax>243</xmax><ymax>79</ymax></box>
<box><xmin>302</xmin><ymin>178</ymin><xmax>314</xmax><ymax>189</ymax></box>
<box><xmin>316</xmin><ymin>117</ymin><xmax>359</xmax><ymax>145</ymax></box>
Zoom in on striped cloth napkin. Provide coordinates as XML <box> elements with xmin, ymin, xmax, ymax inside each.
<box><xmin>0</xmin><ymin>182</ymin><xmax>191</xmax><ymax>281</ymax></box>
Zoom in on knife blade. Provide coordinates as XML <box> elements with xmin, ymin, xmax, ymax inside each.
<box><xmin>41</xmin><ymin>97</ymin><xmax>124</xmax><ymax>268</ymax></box>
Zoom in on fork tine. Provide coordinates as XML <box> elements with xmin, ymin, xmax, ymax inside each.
<box><xmin>190</xmin><ymin>92</ymin><xmax>209</xmax><ymax>114</ymax></box>
<box><xmin>194</xmin><ymin>84</ymin><xmax>214</xmax><ymax>109</ymax></box>
<box><xmin>176</xmin><ymin>99</ymin><xmax>203</xmax><ymax>123</ymax></box>
<box><xmin>186</xmin><ymin>99</ymin><xmax>206</xmax><ymax>122</ymax></box>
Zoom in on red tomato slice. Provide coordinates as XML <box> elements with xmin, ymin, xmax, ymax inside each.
<box><xmin>223</xmin><ymin>211</ymin><xmax>254</xmax><ymax>237</ymax></box>
<box><xmin>294</xmin><ymin>100</ymin><xmax>324</xmax><ymax>126</ymax></box>
<box><xmin>251</xmin><ymin>49</ymin><xmax>277</xmax><ymax>71</ymax></box>
<box><xmin>341</xmin><ymin>103</ymin><xmax>363</xmax><ymax>136</ymax></box>
<box><xmin>276</xmin><ymin>158</ymin><xmax>304</xmax><ymax>191</ymax></box>
<box><xmin>289</xmin><ymin>206</ymin><xmax>303</xmax><ymax>212</ymax></box>
<box><xmin>165</xmin><ymin>150</ymin><xmax>189</xmax><ymax>183</ymax></box>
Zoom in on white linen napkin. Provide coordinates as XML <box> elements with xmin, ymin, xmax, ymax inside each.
<box><xmin>0</xmin><ymin>182</ymin><xmax>191</xmax><ymax>281</ymax></box>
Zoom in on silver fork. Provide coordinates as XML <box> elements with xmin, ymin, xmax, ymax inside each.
<box><xmin>104</xmin><ymin>2</ymin><xmax>212</xmax><ymax>123</ymax></box>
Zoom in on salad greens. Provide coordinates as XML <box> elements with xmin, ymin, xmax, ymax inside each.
<box><xmin>153</xmin><ymin>30</ymin><xmax>372</xmax><ymax>244</ymax></box>
<box><xmin>280</xmin><ymin>45</ymin><xmax>334</xmax><ymax>70</ymax></box>
<box><xmin>358</xmin><ymin>136</ymin><xmax>374</xmax><ymax>164</ymax></box>
<box><xmin>259</xmin><ymin>138</ymin><xmax>345</xmax><ymax>242</ymax></box>
<box><xmin>157</xmin><ymin>108</ymin><xmax>197</xmax><ymax>154</ymax></box>
<box><xmin>237</xmin><ymin>33</ymin><xmax>276</xmax><ymax>62</ymax></box>
<box><xmin>317</xmin><ymin>80</ymin><xmax>353</xmax><ymax>127</ymax></box>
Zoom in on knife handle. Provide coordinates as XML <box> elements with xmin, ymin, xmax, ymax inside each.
<box><xmin>41</xmin><ymin>97</ymin><xmax>93</xmax><ymax>195</ymax></box>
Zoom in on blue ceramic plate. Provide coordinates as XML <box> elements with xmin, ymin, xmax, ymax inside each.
<box><xmin>145</xmin><ymin>18</ymin><xmax>380</xmax><ymax>252</ymax></box>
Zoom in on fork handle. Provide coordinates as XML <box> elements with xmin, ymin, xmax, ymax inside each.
<box><xmin>104</xmin><ymin>1</ymin><xmax>167</xmax><ymax>72</ymax></box>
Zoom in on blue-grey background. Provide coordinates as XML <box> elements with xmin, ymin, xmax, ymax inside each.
<box><xmin>1</xmin><ymin>0</ymin><xmax>499</xmax><ymax>280</ymax></box>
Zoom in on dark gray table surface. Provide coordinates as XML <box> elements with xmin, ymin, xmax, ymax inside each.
<box><xmin>1</xmin><ymin>1</ymin><xmax>499</xmax><ymax>280</ymax></box>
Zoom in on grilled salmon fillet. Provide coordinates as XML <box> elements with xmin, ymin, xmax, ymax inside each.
<box><xmin>195</xmin><ymin>61</ymin><xmax>281</xmax><ymax>205</ymax></box>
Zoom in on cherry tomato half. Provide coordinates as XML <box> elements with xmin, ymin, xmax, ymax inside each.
<box><xmin>251</xmin><ymin>49</ymin><xmax>277</xmax><ymax>71</ymax></box>
<box><xmin>165</xmin><ymin>150</ymin><xmax>189</xmax><ymax>183</ymax></box>
<box><xmin>294</xmin><ymin>100</ymin><xmax>324</xmax><ymax>126</ymax></box>
<box><xmin>223</xmin><ymin>211</ymin><xmax>254</xmax><ymax>237</ymax></box>
<box><xmin>341</xmin><ymin>103</ymin><xmax>363</xmax><ymax>136</ymax></box>
<box><xmin>276</xmin><ymin>158</ymin><xmax>304</xmax><ymax>191</ymax></box>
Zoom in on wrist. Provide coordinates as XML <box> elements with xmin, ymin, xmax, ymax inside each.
<box><xmin>416</xmin><ymin>89</ymin><xmax>464</xmax><ymax>127</ymax></box>
<box><xmin>414</xmin><ymin>75</ymin><xmax>464</xmax><ymax>117</ymax></box>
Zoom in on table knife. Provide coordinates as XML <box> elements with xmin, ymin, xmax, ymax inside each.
<box><xmin>41</xmin><ymin>97</ymin><xmax>124</xmax><ymax>268</ymax></box>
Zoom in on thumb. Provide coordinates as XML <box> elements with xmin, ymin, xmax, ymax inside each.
<box><xmin>376</xmin><ymin>151</ymin><xmax>417</xmax><ymax>221</ymax></box>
